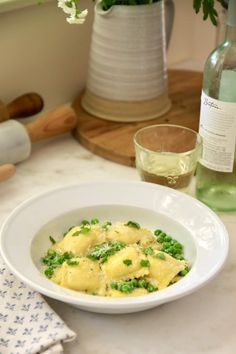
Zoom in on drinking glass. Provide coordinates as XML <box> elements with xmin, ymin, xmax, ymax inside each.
<box><xmin>134</xmin><ymin>124</ymin><xmax>202</xmax><ymax>193</ymax></box>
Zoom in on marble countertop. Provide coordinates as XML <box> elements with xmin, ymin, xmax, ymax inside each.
<box><xmin>1</xmin><ymin>134</ymin><xmax>235</xmax><ymax>354</ymax></box>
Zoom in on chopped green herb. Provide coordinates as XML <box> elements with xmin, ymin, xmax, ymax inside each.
<box><xmin>123</xmin><ymin>259</ymin><xmax>132</xmax><ymax>266</ymax></box>
<box><xmin>125</xmin><ymin>221</ymin><xmax>140</xmax><ymax>229</ymax></box>
<box><xmin>42</xmin><ymin>250</ymin><xmax>75</xmax><ymax>278</ymax></box>
<box><xmin>72</xmin><ymin>224</ymin><xmax>91</xmax><ymax>236</ymax></box>
<box><xmin>142</xmin><ymin>247</ymin><xmax>154</xmax><ymax>255</ymax></box>
<box><xmin>67</xmin><ymin>260</ymin><xmax>79</xmax><ymax>266</ymax></box>
<box><xmin>140</xmin><ymin>259</ymin><xmax>150</xmax><ymax>267</ymax></box>
<box><xmin>44</xmin><ymin>267</ymin><xmax>54</xmax><ymax>278</ymax></box>
<box><xmin>102</xmin><ymin>221</ymin><xmax>112</xmax><ymax>230</ymax></box>
<box><xmin>49</xmin><ymin>236</ymin><xmax>56</xmax><ymax>244</ymax></box>
<box><xmin>156</xmin><ymin>252</ymin><xmax>166</xmax><ymax>260</ymax></box>
<box><xmin>81</xmin><ymin>224</ymin><xmax>91</xmax><ymax>233</ymax></box>
<box><xmin>72</xmin><ymin>230</ymin><xmax>81</xmax><ymax>236</ymax></box>
<box><xmin>43</xmin><ymin>251</ymin><xmax>74</xmax><ymax>266</ymax></box>
<box><xmin>90</xmin><ymin>292</ymin><xmax>97</xmax><ymax>296</ymax></box>
<box><xmin>63</xmin><ymin>226</ymin><xmax>75</xmax><ymax>237</ymax></box>
<box><xmin>80</xmin><ymin>219</ymin><xmax>90</xmax><ymax>225</ymax></box>
<box><xmin>87</xmin><ymin>240</ymin><xmax>125</xmax><ymax>263</ymax></box>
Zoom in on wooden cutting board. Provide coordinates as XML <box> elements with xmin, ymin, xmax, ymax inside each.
<box><xmin>73</xmin><ymin>70</ymin><xmax>202</xmax><ymax>167</ymax></box>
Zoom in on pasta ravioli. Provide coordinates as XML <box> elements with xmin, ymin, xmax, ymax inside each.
<box><xmin>42</xmin><ymin>219</ymin><xmax>189</xmax><ymax>297</ymax></box>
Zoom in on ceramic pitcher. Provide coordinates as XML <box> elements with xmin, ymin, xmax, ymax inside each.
<box><xmin>81</xmin><ymin>0</ymin><xmax>174</xmax><ymax>122</ymax></box>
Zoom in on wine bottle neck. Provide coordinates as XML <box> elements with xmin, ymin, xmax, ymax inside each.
<box><xmin>225</xmin><ymin>25</ymin><xmax>236</xmax><ymax>42</ymax></box>
<box><xmin>225</xmin><ymin>0</ymin><xmax>236</xmax><ymax>42</ymax></box>
<box><xmin>227</xmin><ymin>0</ymin><xmax>236</xmax><ymax>26</ymax></box>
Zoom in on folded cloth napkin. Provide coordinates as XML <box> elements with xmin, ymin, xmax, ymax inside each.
<box><xmin>0</xmin><ymin>257</ymin><xmax>76</xmax><ymax>354</ymax></box>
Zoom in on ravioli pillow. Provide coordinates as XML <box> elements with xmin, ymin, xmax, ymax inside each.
<box><xmin>102</xmin><ymin>245</ymin><xmax>149</xmax><ymax>280</ymax></box>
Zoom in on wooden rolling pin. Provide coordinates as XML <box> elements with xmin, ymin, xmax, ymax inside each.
<box><xmin>0</xmin><ymin>93</ymin><xmax>44</xmax><ymax>122</ymax></box>
<box><xmin>0</xmin><ymin>105</ymin><xmax>78</xmax><ymax>165</ymax></box>
<box><xmin>0</xmin><ymin>164</ymin><xmax>16</xmax><ymax>182</ymax></box>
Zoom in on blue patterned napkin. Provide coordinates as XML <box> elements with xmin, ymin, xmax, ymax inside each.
<box><xmin>0</xmin><ymin>257</ymin><xmax>76</xmax><ymax>354</ymax></box>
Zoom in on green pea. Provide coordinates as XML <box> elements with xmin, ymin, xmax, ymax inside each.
<box><xmin>142</xmin><ymin>247</ymin><xmax>154</xmax><ymax>255</ymax></box>
<box><xmin>162</xmin><ymin>241</ymin><xmax>171</xmax><ymax>249</ymax></box>
<box><xmin>168</xmin><ymin>246</ymin><xmax>176</xmax><ymax>254</ymax></box>
<box><xmin>119</xmin><ymin>284</ymin><xmax>132</xmax><ymax>293</ymax></box>
<box><xmin>175</xmin><ymin>254</ymin><xmax>185</xmax><ymax>260</ymax></box>
<box><xmin>164</xmin><ymin>235</ymin><xmax>172</xmax><ymax>242</ymax></box>
<box><xmin>156</xmin><ymin>252</ymin><xmax>166</xmax><ymax>260</ymax></box>
<box><xmin>179</xmin><ymin>267</ymin><xmax>189</xmax><ymax>276</ymax></box>
<box><xmin>138</xmin><ymin>279</ymin><xmax>148</xmax><ymax>288</ymax></box>
<box><xmin>173</xmin><ymin>248</ymin><xmax>182</xmax><ymax>255</ymax></box>
<box><xmin>174</xmin><ymin>242</ymin><xmax>183</xmax><ymax>249</ymax></box>
<box><xmin>147</xmin><ymin>284</ymin><xmax>157</xmax><ymax>293</ymax></box>
<box><xmin>171</xmin><ymin>239</ymin><xmax>180</xmax><ymax>246</ymax></box>
<box><xmin>140</xmin><ymin>259</ymin><xmax>150</xmax><ymax>267</ymax></box>
<box><xmin>130</xmin><ymin>279</ymin><xmax>138</xmax><ymax>287</ymax></box>
<box><xmin>91</xmin><ymin>218</ymin><xmax>99</xmax><ymax>225</ymax></box>
<box><xmin>154</xmin><ymin>229</ymin><xmax>163</xmax><ymax>236</ymax></box>
<box><xmin>111</xmin><ymin>281</ymin><xmax>118</xmax><ymax>290</ymax></box>
<box><xmin>158</xmin><ymin>232</ymin><xmax>166</xmax><ymax>241</ymax></box>
<box><xmin>123</xmin><ymin>259</ymin><xmax>132</xmax><ymax>266</ymax></box>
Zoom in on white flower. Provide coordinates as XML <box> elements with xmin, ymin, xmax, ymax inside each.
<box><xmin>58</xmin><ymin>0</ymin><xmax>75</xmax><ymax>15</ymax></box>
<box><xmin>67</xmin><ymin>16</ymin><xmax>86</xmax><ymax>24</ymax></box>
<box><xmin>58</xmin><ymin>0</ymin><xmax>88</xmax><ymax>24</ymax></box>
<box><xmin>78</xmin><ymin>9</ymin><xmax>88</xmax><ymax>18</ymax></box>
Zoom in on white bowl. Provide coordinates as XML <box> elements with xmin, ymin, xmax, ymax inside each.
<box><xmin>0</xmin><ymin>181</ymin><xmax>229</xmax><ymax>314</ymax></box>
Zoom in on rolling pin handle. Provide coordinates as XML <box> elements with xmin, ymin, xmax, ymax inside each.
<box><xmin>0</xmin><ymin>164</ymin><xmax>16</xmax><ymax>182</ymax></box>
<box><xmin>26</xmin><ymin>105</ymin><xmax>78</xmax><ymax>143</ymax></box>
<box><xmin>7</xmin><ymin>93</ymin><xmax>44</xmax><ymax>120</ymax></box>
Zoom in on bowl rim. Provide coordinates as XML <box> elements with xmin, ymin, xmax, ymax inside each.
<box><xmin>0</xmin><ymin>181</ymin><xmax>229</xmax><ymax>311</ymax></box>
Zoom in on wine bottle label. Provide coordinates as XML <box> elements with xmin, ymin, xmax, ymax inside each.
<box><xmin>199</xmin><ymin>91</ymin><xmax>236</xmax><ymax>173</ymax></box>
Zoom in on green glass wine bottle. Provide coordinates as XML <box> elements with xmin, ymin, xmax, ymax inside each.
<box><xmin>196</xmin><ymin>0</ymin><xmax>236</xmax><ymax>211</ymax></box>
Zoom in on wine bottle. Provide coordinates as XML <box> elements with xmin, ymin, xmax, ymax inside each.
<box><xmin>196</xmin><ymin>0</ymin><xmax>236</xmax><ymax>212</ymax></box>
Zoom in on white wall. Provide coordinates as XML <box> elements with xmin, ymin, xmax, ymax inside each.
<box><xmin>0</xmin><ymin>0</ymin><xmax>94</xmax><ymax>109</ymax></box>
<box><xmin>167</xmin><ymin>0</ymin><xmax>218</xmax><ymax>70</ymax></box>
<box><xmin>0</xmin><ymin>0</ymin><xmax>219</xmax><ymax>109</ymax></box>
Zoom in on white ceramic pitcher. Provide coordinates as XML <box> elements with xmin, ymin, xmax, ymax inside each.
<box><xmin>81</xmin><ymin>0</ymin><xmax>173</xmax><ymax>122</ymax></box>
